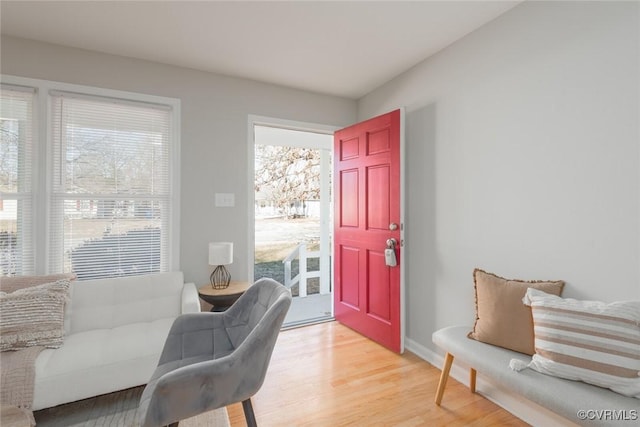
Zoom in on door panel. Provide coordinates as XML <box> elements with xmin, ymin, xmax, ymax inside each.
<box><xmin>338</xmin><ymin>245</ymin><xmax>360</xmax><ymax>308</ymax></box>
<box><xmin>340</xmin><ymin>136</ymin><xmax>360</xmax><ymax>160</ymax></box>
<box><xmin>367</xmin><ymin>250</ymin><xmax>391</xmax><ymax>321</ymax></box>
<box><xmin>366</xmin><ymin>165</ymin><xmax>390</xmax><ymax>230</ymax></box>
<box><xmin>367</xmin><ymin>128</ymin><xmax>391</xmax><ymax>155</ymax></box>
<box><xmin>339</xmin><ymin>169</ymin><xmax>359</xmax><ymax>227</ymax></box>
<box><xmin>334</xmin><ymin>109</ymin><xmax>402</xmax><ymax>353</ymax></box>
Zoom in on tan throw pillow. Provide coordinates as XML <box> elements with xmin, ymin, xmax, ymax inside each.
<box><xmin>522</xmin><ymin>288</ymin><xmax>640</xmax><ymax>398</ymax></box>
<box><xmin>0</xmin><ymin>279</ymin><xmax>71</xmax><ymax>351</ymax></box>
<box><xmin>468</xmin><ymin>269</ymin><xmax>564</xmax><ymax>355</ymax></box>
<box><xmin>0</xmin><ymin>273</ymin><xmax>76</xmax><ymax>294</ymax></box>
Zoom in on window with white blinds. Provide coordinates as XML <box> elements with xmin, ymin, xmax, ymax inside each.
<box><xmin>0</xmin><ymin>84</ymin><xmax>35</xmax><ymax>276</ymax></box>
<box><xmin>49</xmin><ymin>91</ymin><xmax>173</xmax><ymax>280</ymax></box>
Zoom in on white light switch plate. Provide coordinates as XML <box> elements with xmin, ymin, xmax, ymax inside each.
<box><xmin>215</xmin><ymin>193</ymin><xmax>235</xmax><ymax>207</ymax></box>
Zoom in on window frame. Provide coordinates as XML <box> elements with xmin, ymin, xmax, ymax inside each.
<box><xmin>0</xmin><ymin>83</ymin><xmax>36</xmax><ymax>275</ymax></box>
<box><xmin>0</xmin><ymin>75</ymin><xmax>181</xmax><ymax>277</ymax></box>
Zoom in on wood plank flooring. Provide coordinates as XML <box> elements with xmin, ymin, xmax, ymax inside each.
<box><xmin>226</xmin><ymin>321</ymin><xmax>529</xmax><ymax>426</ymax></box>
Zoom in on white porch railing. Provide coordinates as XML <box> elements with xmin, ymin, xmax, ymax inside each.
<box><xmin>283</xmin><ymin>243</ymin><xmax>330</xmax><ymax>297</ymax></box>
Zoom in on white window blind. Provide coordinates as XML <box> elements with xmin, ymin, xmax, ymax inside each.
<box><xmin>0</xmin><ymin>84</ymin><xmax>35</xmax><ymax>276</ymax></box>
<box><xmin>49</xmin><ymin>91</ymin><xmax>173</xmax><ymax>280</ymax></box>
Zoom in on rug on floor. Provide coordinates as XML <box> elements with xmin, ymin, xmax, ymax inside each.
<box><xmin>33</xmin><ymin>386</ymin><xmax>230</xmax><ymax>427</ymax></box>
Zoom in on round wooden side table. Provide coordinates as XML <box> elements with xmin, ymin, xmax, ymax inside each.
<box><xmin>198</xmin><ymin>281</ymin><xmax>251</xmax><ymax>312</ymax></box>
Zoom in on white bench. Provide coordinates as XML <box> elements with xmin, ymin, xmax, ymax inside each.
<box><xmin>432</xmin><ymin>326</ymin><xmax>640</xmax><ymax>427</ymax></box>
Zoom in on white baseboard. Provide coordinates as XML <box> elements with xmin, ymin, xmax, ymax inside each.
<box><xmin>405</xmin><ymin>338</ymin><xmax>579</xmax><ymax>427</ymax></box>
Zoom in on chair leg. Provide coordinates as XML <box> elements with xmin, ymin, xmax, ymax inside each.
<box><xmin>435</xmin><ymin>352</ymin><xmax>454</xmax><ymax>406</ymax></box>
<box><xmin>469</xmin><ymin>368</ymin><xmax>477</xmax><ymax>393</ymax></box>
<box><xmin>242</xmin><ymin>398</ymin><xmax>258</xmax><ymax>427</ymax></box>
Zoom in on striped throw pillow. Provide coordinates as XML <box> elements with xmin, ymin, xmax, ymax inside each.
<box><xmin>0</xmin><ymin>279</ymin><xmax>71</xmax><ymax>350</ymax></box>
<box><xmin>522</xmin><ymin>288</ymin><xmax>640</xmax><ymax>398</ymax></box>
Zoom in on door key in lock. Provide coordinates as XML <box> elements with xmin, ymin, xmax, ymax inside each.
<box><xmin>385</xmin><ymin>238</ymin><xmax>397</xmax><ymax>267</ymax></box>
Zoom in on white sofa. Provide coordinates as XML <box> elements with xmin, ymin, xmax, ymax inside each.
<box><xmin>32</xmin><ymin>271</ymin><xmax>200</xmax><ymax>410</ymax></box>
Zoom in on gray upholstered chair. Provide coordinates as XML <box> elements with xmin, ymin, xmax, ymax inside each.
<box><xmin>136</xmin><ymin>278</ymin><xmax>292</xmax><ymax>427</ymax></box>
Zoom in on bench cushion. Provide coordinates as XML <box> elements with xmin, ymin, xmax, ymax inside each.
<box><xmin>433</xmin><ymin>326</ymin><xmax>640</xmax><ymax>426</ymax></box>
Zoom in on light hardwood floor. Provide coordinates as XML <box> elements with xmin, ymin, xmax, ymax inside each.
<box><xmin>226</xmin><ymin>321</ymin><xmax>529</xmax><ymax>426</ymax></box>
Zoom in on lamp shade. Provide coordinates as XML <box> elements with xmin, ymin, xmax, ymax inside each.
<box><xmin>209</xmin><ymin>242</ymin><xmax>233</xmax><ymax>265</ymax></box>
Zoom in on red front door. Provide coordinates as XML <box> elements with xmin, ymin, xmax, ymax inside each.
<box><xmin>333</xmin><ymin>109</ymin><xmax>403</xmax><ymax>353</ymax></box>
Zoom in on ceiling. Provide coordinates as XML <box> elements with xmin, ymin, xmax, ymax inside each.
<box><xmin>0</xmin><ymin>1</ymin><xmax>520</xmax><ymax>99</ymax></box>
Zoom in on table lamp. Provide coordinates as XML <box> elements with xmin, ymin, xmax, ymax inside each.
<box><xmin>209</xmin><ymin>242</ymin><xmax>233</xmax><ymax>289</ymax></box>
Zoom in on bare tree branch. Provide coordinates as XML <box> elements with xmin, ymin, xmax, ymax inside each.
<box><xmin>255</xmin><ymin>145</ymin><xmax>321</xmax><ymax>217</ymax></box>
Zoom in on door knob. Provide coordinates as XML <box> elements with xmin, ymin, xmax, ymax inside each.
<box><xmin>386</xmin><ymin>238</ymin><xmax>397</xmax><ymax>248</ymax></box>
<box><xmin>389</xmin><ymin>223</ymin><xmax>398</xmax><ymax>231</ymax></box>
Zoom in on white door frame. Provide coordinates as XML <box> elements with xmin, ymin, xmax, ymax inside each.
<box><xmin>247</xmin><ymin>115</ymin><xmax>339</xmax><ymax>297</ymax></box>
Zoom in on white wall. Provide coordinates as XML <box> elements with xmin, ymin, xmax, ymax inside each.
<box><xmin>0</xmin><ymin>36</ymin><xmax>357</xmax><ymax>285</ymax></box>
<box><xmin>359</xmin><ymin>1</ymin><xmax>640</xmax><ymax>350</ymax></box>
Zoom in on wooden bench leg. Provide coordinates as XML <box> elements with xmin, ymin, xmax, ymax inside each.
<box><xmin>435</xmin><ymin>352</ymin><xmax>454</xmax><ymax>405</ymax></box>
<box><xmin>470</xmin><ymin>368</ymin><xmax>477</xmax><ymax>393</ymax></box>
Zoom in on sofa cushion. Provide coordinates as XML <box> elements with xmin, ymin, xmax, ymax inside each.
<box><xmin>469</xmin><ymin>269</ymin><xmax>564</xmax><ymax>355</ymax></box>
<box><xmin>32</xmin><ymin>317</ymin><xmax>174</xmax><ymax>410</ymax></box>
<box><xmin>65</xmin><ymin>272</ymin><xmax>185</xmax><ymax>334</ymax></box>
<box><xmin>523</xmin><ymin>288</ymin><xmax>640</xmax><ymax>398</ymax></box>
<box><xmin>0</xmin><ymin>280</ymin><xmax>71</xmax><ymax>351</ymax></box>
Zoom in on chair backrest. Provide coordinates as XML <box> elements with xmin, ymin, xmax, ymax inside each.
<box><xmin>137</xmin><ymin>278</ymin><xmax>291</xmax><ymax>427</ymax></box>
<box><xmin>222</xmin><ymin>278</ymin><xmax>292</xmax><ymax>394</ymax></box>
<box><xmin>223</xmin><ymin>278</ymin><xmax>292</xmax><ymax>349</ymax></box>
